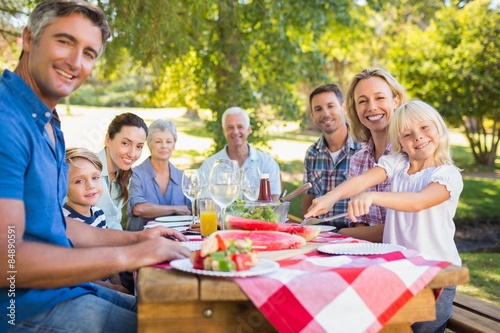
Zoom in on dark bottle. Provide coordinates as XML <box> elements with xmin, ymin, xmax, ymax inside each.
<box><xmin>257</xmin><ymin>173</ymin><xmax>272</xmax><ymax>202</ymax></box>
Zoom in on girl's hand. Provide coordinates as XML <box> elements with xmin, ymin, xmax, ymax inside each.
<box><xmin>348</xmin><ymin>193</ymin><xmax>374</xmax><ymax>222</ymax></box>
<box><xmin>304</xmin><ymin>193</ymin><xmax>336</xmax><ymax>218</ymax></box>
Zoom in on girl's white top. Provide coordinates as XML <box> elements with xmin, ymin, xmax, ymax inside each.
<box><xmin>377</xmin><ymin>153</ymin><xmax>463</xmax><ymax>266</ymax></box>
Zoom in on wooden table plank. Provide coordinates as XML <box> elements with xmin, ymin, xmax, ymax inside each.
<box><xmin>138</xmin><ymin>267</ymin><xmax>199</xmax><ymax>303</ymax></box>
<box><xmin>200</xmin><ymin>276</ymin><xmax>248</xmax><ymax>301</ymax></box>
<box><xmin>139</xmin><ymin>301</ymin><xmax>276</xmax><ymax>333</ymax></box>
<box><xmin>426</xmin><ymin>265</ymin><xmax>470</xmax><ymax>289</ymax></box>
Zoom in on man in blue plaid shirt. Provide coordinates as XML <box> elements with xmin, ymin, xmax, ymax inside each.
<box><xmin>302</xmin><ymin>84</ymin><xmax>361</xmax><ymax>228</ymax></box>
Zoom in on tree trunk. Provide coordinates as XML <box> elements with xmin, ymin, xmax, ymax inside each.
<box><xmin>462</xmin><ymin>116</ymin><xmax>499</xmax><ymax>167</ymax></box>
<box><xmin>210</xmin><ymin>0</ymin><xmax>243</xmax><ymax>153</ymax></box>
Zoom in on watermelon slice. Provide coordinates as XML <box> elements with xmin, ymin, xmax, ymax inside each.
<box><xmin>212</xmin><ymin>230</ymin><xmax>306</xmax><ymax>251</ymax></box>
<box><xmin>227</xmin><ymin>216</ymin><xmax>321</xmax><ymax>241</ymax></box>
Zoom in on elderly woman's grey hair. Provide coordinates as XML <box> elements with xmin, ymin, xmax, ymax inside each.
<box><xmin>147</xmin><ymin>119</ymin><xmax>177</xmax><ymax>149</ymax></box>
<box><xmin>222</xmin><ymin>107</ymin><xmax>250</xmax><ymax>128</ymax></box>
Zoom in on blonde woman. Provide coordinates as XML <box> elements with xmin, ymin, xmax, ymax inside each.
<box><xmin>340</xmin><ymin>68</ymin><xmax>407</xmax><ymax>242</ymax></box>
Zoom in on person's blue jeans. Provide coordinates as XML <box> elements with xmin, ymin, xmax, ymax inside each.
<box><xmin>8</xmin><ymin>284</ymin><xmax>137</xmax><ymax>332</ymax></box>
<box><xmin>412</xmin><ymin>285</ymin><xmax>456</xmax><ymax>333</ymax></box>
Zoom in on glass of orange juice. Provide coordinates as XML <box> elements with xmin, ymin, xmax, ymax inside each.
<box><xmin>198</xmin><ymin>198</ymin><xmax>217</xmax><ymax>237</ymax></box>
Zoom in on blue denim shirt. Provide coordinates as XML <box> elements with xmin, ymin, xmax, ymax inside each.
<box><xmin>0</xmin><ymin>70</ymin><xmax>96</xmax><ymax>331</ymax></box>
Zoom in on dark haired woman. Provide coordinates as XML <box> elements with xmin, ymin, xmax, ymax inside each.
<box><xmin>96</xmin><ymin>112</ymin><xmax>148</xmax><ymax>230</ymax></box>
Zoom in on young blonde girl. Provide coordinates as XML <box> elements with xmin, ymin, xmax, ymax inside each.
<box><xmin>305</xmin><ymin>100</ymin><xmax>463</xmax><ymax>332</ymax></box>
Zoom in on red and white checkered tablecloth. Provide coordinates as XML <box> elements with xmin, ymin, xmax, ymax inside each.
<box><xmin>234</xmin><ymin>234</ymin><xmax>450</xmax><ymax>333</ymax></box>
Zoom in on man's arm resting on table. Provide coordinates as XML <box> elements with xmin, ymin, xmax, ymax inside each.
<box><xmin>66</xmin><ymin>216</ymin><xmax>186</xmax><ymax>247</ymax></box>
<box><xmin>0</xmin><ymin>199</ymin><xmax>190</xmax><ymax>289</ymax></box>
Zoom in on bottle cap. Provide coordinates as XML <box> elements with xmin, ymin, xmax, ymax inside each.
<box><xmin>261</xmin><ymin>173</ymin><xmax>269</xmax><ymax>179</ymax></box>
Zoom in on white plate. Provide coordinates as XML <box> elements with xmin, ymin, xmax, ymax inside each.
<box><xmin>181</xmin><ymin>241</ymin><xmax>203</xmax><ymax>251</ymax></box>
<box><xmin>170</xmin><ymin>258</ymin><xmax>279</xmax><ymax>278</ymax></box>
<box><xmin>144</xmin><ymin>221</ymin><xmax>192</xmax><ymax>229</ymax></box>
<box><xmin>317</xmin><ymin>225</ymin><xmax>337</xmax><ymax>232</ymax></box>
<box><xmin>318</xmin><ymin>243</ymin><xmax>406</xmax><ymax>255</ymax></box>
<box><xmin>155</xmin><ymin>215</ymin><xmax>193</xmax><ymax>223</ymax></box>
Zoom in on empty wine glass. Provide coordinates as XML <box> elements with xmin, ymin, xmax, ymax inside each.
<box><xmin>241</xmin><ymin>166</ymin><xmax>261</xmax><ymax>201</ymax></box>
<box><xmin>208</xmin><ymin>159</ymin><xmax>241</xmax><ymax>230</ymax></box>
<box><xmin>182</xmin><ymin>169</ymin><xmax>205</xmax><ymax>223</ymax></box>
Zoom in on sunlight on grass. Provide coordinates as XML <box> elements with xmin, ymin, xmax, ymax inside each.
<box><xmin>458</xmin><ymin>253</ymin><xmax>500</xmax><ymax>306</ymax></box>
<box><xmin>457</xmin><ymin>178</ymin><xmax>500</xmax><ymax>220</ymax></box>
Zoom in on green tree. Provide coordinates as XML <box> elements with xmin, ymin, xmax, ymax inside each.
<box><xmin>0</xmin><ymin>0</ymin><xmax>28</xmax><ymax>70</ymax></box>
<box><xmin>103</xmin><ymin>0</ymin><xmax>352</xmax><ymax>153</ymax></box>
<box><xmin>389</xmin><ymin>0</ymin><xmax>500</xmax><ymax>167</ymax></box>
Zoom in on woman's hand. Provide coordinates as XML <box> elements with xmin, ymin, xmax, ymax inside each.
<box><xmin>173</xmin><ymin>205</ymin><xmax>192</xmax><ymax>215</ymax></box>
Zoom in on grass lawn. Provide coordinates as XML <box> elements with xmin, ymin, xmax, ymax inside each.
<box><xmin>458</xmin><ymin>253</ymin><xmax>500</xmax><ymax>306</ymax></box>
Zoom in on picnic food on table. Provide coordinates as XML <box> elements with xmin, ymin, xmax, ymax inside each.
<box><xmin>190</xmin><ymin>234</ymin><xmax>258</xmax><ymax>272</ymax></box>
<box><xmin>213</xmin><ymin>230</ymin><xmax>306</xmax><ymax>250</ymax></box>
<box><xmin>227</xmin><ymin>198</ymin><xmax>283</xmax><ymax>222</ymax></box>
<box><xmin>227</xmin><ymin>216</ymin><xmax>321</xmax><ymax>241</ymax></box>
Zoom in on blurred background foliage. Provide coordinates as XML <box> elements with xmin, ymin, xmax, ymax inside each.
<box><xmin>1</xmin><ymin>0</ymin><xmax>499</xmax><ymax>166</ymax></box>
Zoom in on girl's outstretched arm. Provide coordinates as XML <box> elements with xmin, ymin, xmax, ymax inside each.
<box><xmin>349</xmin><ymin>181</ymin><xmax>450</xmax><ymax>216</ymax></box>
<box><xmin>304</xmin><ymin>166</ymin><xmax>387</xmax><ymax>218</ymax></box>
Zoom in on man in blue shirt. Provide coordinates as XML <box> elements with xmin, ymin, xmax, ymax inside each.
<box><xmin>0</xmin><ymin>1</ymin><xmax>189</xmax><ymax>332</ymax></box>
<box><xmin>302</xmin><ymin>84</ymin><xmax>362</xmax><ymax>228</ymax></box>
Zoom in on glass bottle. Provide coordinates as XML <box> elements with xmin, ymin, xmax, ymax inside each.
<box><xmin>257</xmin><ymin>173</ymin><xmax>272</xmax><ymax>202</ymax></box>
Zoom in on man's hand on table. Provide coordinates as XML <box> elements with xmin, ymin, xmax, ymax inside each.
<box><xmin>137</xmin><ymin>226</ymin><xmax>191</xmax><ymax>264</ymax></box>
<box><xmin>141</xmin><ymin>225</ymin><xmax>188</xmax><ymax>241</ymax></box>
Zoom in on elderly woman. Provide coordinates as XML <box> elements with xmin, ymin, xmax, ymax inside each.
<box><xmin>126</xmin><ymin>119</ymin><xmax>191</xmax><ymax>231</ymax></box>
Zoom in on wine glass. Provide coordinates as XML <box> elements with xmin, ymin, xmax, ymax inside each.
<box><xmin>208</xmin><ymin>159</ymin><xmax>241</xmax><ymax>230</ymax></box>
<box><xmin>182</xmin><ymin>169</ymin><xmax>205</xmax><ymax>223</ymax></box>
<box><xmin>241</xmin><ymin>166</ymin><xmax>261</xmax><ymax>201</ymax></box>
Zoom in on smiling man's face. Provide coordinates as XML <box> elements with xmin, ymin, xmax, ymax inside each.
<box><xmin>223</xmin><ymin>114</ymin><xmax>251</xmax><ymax>148</ymax></box>
<box><xmin>310</xmin><ymin>91</ymin><xmax>346</xmax><ymax>135</ymax></box>
<box><xmin>23</xmin><ymin>13</ymin><xmax>103</xmax><ymax>109</ymax></box>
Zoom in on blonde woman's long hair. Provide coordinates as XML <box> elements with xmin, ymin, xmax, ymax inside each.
<box><xmin>389</xmin><ymin>100</ymin><xmax>454</xmax><ymax>166</ymax></box>
<box><xmin>345</xmin><ymin>67</ymin><xmax>408</xmax><ymax>143</ymax></box>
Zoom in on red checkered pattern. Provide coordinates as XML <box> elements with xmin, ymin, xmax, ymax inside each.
<box><xmin>235</xmin><ymin>235</ymin><xmax>449</xmax><ymax>333</ymax></box>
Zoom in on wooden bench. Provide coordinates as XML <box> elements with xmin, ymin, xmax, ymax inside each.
<box><xmin>447</xmin><ymin>292</ymin><xmax>500</xmax><ymax>333</ymax></box>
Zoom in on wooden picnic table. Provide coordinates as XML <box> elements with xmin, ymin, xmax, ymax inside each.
<box><xmin>137</xmin><ymin>242</ymin><xmax>469</xmax><ymax>333</ymax></box>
